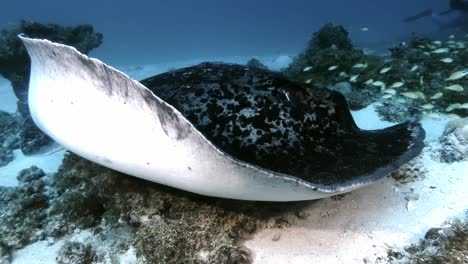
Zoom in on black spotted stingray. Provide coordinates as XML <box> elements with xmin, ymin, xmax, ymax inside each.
<box><xmin>21</xmin><ymin>35</ymin><xmax>425</xmax><ymax>201</ymax></box>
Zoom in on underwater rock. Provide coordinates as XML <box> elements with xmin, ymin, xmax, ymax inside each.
<box><xmin>439</xmin><ymin>118</ymin><xmax>468</xmax><ymax>162</ymax></box>
<box><xmin>0</xmin><ymin>20</ymin><xmax>103</xmax><ymax>155</ymax></box>
<box><xmin>18</xmin><ymin>116</ymin><xmax>55</xmax><ymax>155</ymax></box>
<box><xmin>0</xmin><ymin>242</ymin><xmax>11</xmax><ymax>264</ymax></box>
<box><xmin>0</xmin><ymin>166</ymin><xmax>48</xmax><ymax>249</ymax></box>
<box><xmin>283</xmin><ymin>23</ymin><xmax>385</xmax><ymax>110</ymax></box>
<box><xmin>329</xmin><ymin>82</ymin><xmax>375</xmax><ymax>109</ymax></box>
<box><xmin>0</xmin><ymin>20</ymin><xmax>103</xmax><ymax>101</ymax></box>
<box><xmin>374</xmin><ymin>99</ymin><xmax>422</xmax><ymax>123</ymax></box>
<box><xmin>56</xmin><ymin>242</ymin><xmax>97</xmax><ymax>264</ymax></box>
<box><xmin>307</xmin><ymin>23</ymin><xmax>353</xmax><ymax>52</ymax></box>
<box><xmin>246</xmin><ymin>58</ymin><xmax>268</xmax><ymax>70</ymax></box>
<box><xmin>0</xmin><ymin>111</ymin><xmax>20</xmax><ymax>167</ymax></box>
<box><xmin>387</xmin><ymin>216</ymin><xmax>468</xmax><ymax>264</ymax></box>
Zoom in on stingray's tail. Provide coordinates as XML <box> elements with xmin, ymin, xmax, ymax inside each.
<box><xmin>403</xmin><ymin>8</ymin><xmax>433</xmax><ymax>22</ymax></box>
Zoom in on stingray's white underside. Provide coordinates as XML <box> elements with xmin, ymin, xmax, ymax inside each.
<box><xmin>20</xmin><ymin>36</ymin><xmax>361</xmax><ymax>201</ymax></box>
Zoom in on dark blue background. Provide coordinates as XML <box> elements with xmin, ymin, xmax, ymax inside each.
<box><xmin>0</xmin><ymin>0</ymin><xmax>449</xmax><ymax>65</ymax></box>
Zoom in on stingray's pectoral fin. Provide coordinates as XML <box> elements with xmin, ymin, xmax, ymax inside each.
<box><xmin>332</xmin><ymin>118</ymin><xmax>425</xmax><ymax>189</ymax></box>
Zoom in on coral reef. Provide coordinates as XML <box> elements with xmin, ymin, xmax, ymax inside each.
<box><xmin>56</xmin><ymin>242</ymin><xmax>97</xmax><ymax>264</ymax></box>
<box><xmin>0</xmin><ymin>153</ymin><xmax>305</xmax><ymax>263</ymax></box>
<box><xmin>0</xmin><ymin>20</ymin><xmax>103</xmax><ymax>155</ymax></box>
<box><xmin>283</xmin><ymin>23</ymin><xmax>385</xmax><ymax>110</ymax></box>
<box><xmin>284</xmin><ymin>24</ymin><xmax>467</xmax><ymax>121</ymax></box>
<box><xmin>0</xmin><ymin>111</ymin><xmax>20</xmax><ymax>167</ymax></box>
<box><xmin>387</xmin><ymin>215</ymin><xmax>468</xmax><ymax>264</ymax></box>
<box><xmin>374</xmin><ymin>35</ymin><xmax>468</xmax><ymax>122</ymax></box>
<box><xmin>246</xmin><ymin>58</ymin><xmax>268</xmax><ymax>70</ymax></box>
<box><xmin>439</xmin><ymin>118</ymin><xmax>468</xmax><ymax>162</ymax></box>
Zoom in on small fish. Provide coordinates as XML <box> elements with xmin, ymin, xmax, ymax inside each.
<box><xmin>401</xmin><ymin>92</ymin><xmax>418</xmax><ymax>99</ymax></box>
<box><xmin>390</xmin><ymin>81</ymin><xmax>404</xmax><ymax>88</ymax></box>
<box><xmin>426</xmin><ymin>45</ymin><xmax>436</xmax><ymax>50</ymax></box>
<box><xmin>401</xmin><ymin>91</ymin><xmax>425</xmax><ymax>99</ymax></box>
<box><xmin>303</xmin><ymin>66</ymin><xmax>313</xmax><ymax>72</ymax></box>
<box><xmin>421</xmin><ymin>104</ymin><xmax>434</xmax><ymax>110</ymax></box>
<box><xmin>395</xmin><ymin>98</ymin><xmax>406</xmax><ymax>103</ymax></box>
<box><xmin>372</xmin><ymin>81</ymin><xmax>386</xmax><ymax>87</ymax></box>
<box><xmin>410</xmin><ymin>65</ymin><xmax>419</xmax><ymax>72</ymax></box>
<box><xmin>449</xmin><ymin>34</ymin><xmax>455</xmax><ymax>39</ymax></box>
<box><xmin>440</xmin><ymin>58</ymin><xmax>453</xmax><ymax>63</ymax></box>
<box><xmin>381</xmin><ymin>94</ymin><xmax>393</xmax><ymax>99</ymax></box>
<box><xmin>445</xmin><ymin>70</ymin><xmax>468</xmax><ymax>81</ymax></box>
<box><xmin>352</xmin><ymin>62</ymin><xmax>367</xmax><ymax>69</ymax></box>
<box><xmin>425</xmin><ymin>112</ymin><xmax>442</xmax><ymax>119</ymax></box>
<box><xmin>379</xmin><ymin>67</ymin><xmax>392</xmax><ymax>74</ymax></box>
<box><xmin>417</xmin><ymin>45</ymin><xmax>426</xmax><ymax>49</ymax></box>
<box><xmin>431</xmin><ymin>48</ymin><xmax>449</xmax><ymax>54</ymax></box>
<box><xmin>445</xmin><ymin>103</ymin><xmax>461</xmax><ymax>112</ymax></box>
<box><xmin>383</xmin><ymin>88</ymin><xmax>396</xmax><ymax>95</ymax></box>
<box><xmin>328</xmin><ymin>65</ymin><xmax>339</xmax><ymax>71</ymax></box>
<box><xmin>444</xmin><ymin>84</ymin><xmax>464</xmax><ymax>92</ymax></box>
<box><xmin>430</xmin><ymin>92</ymin><xmax>443</xmax><ymax>99</ymax></box>
<box><xmin>423</xmin><ymin>52</ymin><xmax>430</xmax><ymax>56</ymax></box>
<box><xmin>446</xmin><ymin>113</ymin><xmax>461</xmax><ymax>119</ymax></box>
<box><xmin>360</xmin><ymin>27</ymin><xmax>369</xmax><ymax>31</ymax></box>
<box><xmin>305</xmin><ymin>79</ymin><xmax>312</xmax><ymax>84</ymax></box>
<box><xmin>364</xmin><ymin>79</ymin><xmax>374</xmax><ymax>85</ymax></box>
<box><xmin>373</xmin><ymin>102</ymin><xmax>384</xmax><ymax>106</ymax></box>
<box><xmin>446</xmin><ymin>40</ymin><xmax>455</xmax><ymax>44</ymax></box>
<box><xmin>433</xmin><ymin>40</ymin><xmax>442</xmax><ymax>45</ymax></box>
<box><xmin>339</xmin><ymin>71</ymin><xmax>348</xmax><ymax>77</ymax></box>
<box><xmin>349</xmin><ymin>74</ymin><xmax>359</xmax><ymax>82</ymax></box>
<box><xmin>460</xmin><ymin>103</ymin><xmax>468</xmax><ymax>109</ymax></box>
<box><xmin>456</xmin><ymin>42</ymin><xmax>465</xmax><ymax>49</ymax></box>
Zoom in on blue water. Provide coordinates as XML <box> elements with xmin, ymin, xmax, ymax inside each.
<box><xmin>0</xmin><ymin>0</ymin><xmax>452</xmax><ymax>65</ymax></box>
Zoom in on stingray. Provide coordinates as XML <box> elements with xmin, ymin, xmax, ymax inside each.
<box><xmin>19</xmin><ymin>35</ymin><xmax>425</xmax><ymax>201</ymax></box>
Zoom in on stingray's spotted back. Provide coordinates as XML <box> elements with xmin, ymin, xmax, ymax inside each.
<box><xmin>141</xmin><ymin>63</ymin><xmax>423</xmax><ymax>186</ymax></box>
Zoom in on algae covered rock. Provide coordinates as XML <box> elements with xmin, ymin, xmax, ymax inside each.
<box><xmin>56</xmin><ymin>241</ymin><xmax>97</xmax><ymax>264</ymax></box>
<box><xmin>0</xmin><ymin>166</ymin><xmax>48</xmax><ymax>249</ymax></box>
<box><xmin>283</xmin><ymin>23</ymin><xmax>385</xmax><ymax>110</ymax></box>
<box><xmin>439</xmin><ymin>118</ymin><xmax>468</xmax><ymax>162</ymax></box>
<box><xmin>0</xmin><ymin>111</ymin><xmax>20</xmax><ymax>167</ymax></box>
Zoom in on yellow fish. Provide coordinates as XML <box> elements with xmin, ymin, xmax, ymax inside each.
<box><xmin>444</xmin><ymin>84</ymin><xmax>464</xmax><ymax>92</ymax></box>
<box><xmin>379</xmin><ymin>67</ymin><xmax>392</xmax><ymax>74</ymax></box>
<box><xmin>431</xmin><ymin>48</ymin><xmax>449</xmax><ymax>54</ymax></box>
<box><xmin>430</xmin><ymin>92</ymin><xmax>443</xmax><ymax>99</ymax></box>
<box><xmin>421</xmin><ymin>104</ymin><xmax>434</xmax><ymax>110</ymax></box>
<box><xmin>446</xmin><ymin>70</ymin><xmax>468</xmax><ymax>81</ymax></box>
<box><xmin>349</xmin><ymin>74</ymin><xmax>359</xmax><ymax>82</ymax></box>
<box><xmin>372</xmin><ymin>81</ymin><xmax>386</xmax><ymax>87</ymax></box>
<box><xmin>352</xmin><ymin>62</ymin><xmax>367</xmax><ymax>69</ymax></box>
<box><xmin>440</xmin><ymin>58</ymin><xmax>453</xmax><ymax>63</ymax></box>
<box><xmin>383</xmin><ymin>88</ymin><xmax>396</xmax><ymax>95</ymax></box>
<box><xmin>445</xmin><ymin>103</ymin><xmax>462</xmax><ymax>112</ymax></box>
<box><xmin>390</xmin><ymin>81</ymin><xmax>404</xmax><ymax>88</ymax></box>
<box><xmin>410</xmin><ymin>65</ymin><xmax>418</xmax><ymax>72</ymax></box>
